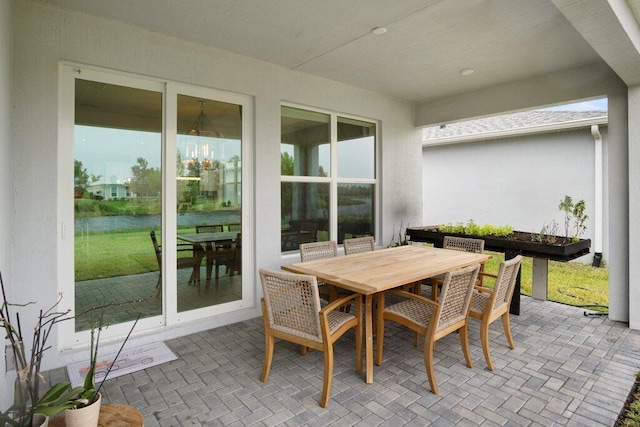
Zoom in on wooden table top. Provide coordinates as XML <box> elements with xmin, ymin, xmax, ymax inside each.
<box><xmin>282</xmin><ymin>245</ymin><xmax>490</xmax><ymax>294</ymax></box>
<box><xmin>49</xmin><ymin>403</ymin><xmax>144</xmax><ymax>427</ymax></box>
<box><xmin>177</xmin><ymin>231</ymin><xmax>237</xmax><ymax>244</ymax></box>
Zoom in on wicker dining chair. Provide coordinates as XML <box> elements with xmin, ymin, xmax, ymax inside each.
<box><xmin>259</xmin><ymin>268</ymin><xmax>362</xmax><ymax>407</ymax></box>
<box><xmin>343</xmin><ymin>236</ymin><xmax>375</xmax><ymax>255</ymax></box>
<box><xmin>469</xmin><ymin>255</ymin><xmax>522</xmax><ymax>371</ymax></box>
<box><xmin>423</xmin><ymin>236</ymin><xmax>486</xmax><ymax>298</ymax></box>
<box><xmin>299</xmin><ymin>241</ymin><xmax>342</xmax><ymax>303</ymax></box>
<box><xmin>376</xmin><ymin>264</ymin><xmax>480</xmax><ymax>394</ymax></box>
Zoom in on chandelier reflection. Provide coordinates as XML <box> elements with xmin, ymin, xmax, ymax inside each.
<box><xmin>189</xmin><ymin>100</ymin><xmax>223</xmax><ymax>138</ymax></box>
<box><xmin>184</xmin><ymin>100</ymin><xmax>223</xmax><ymax>161</ymax></box>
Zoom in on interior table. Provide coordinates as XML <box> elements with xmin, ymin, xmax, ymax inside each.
<box><xmin>178</xmin><ymin>231</ymin><xmax>238</xmax><ymax>284</ymax></box>
<box><xmin>282</xmin><ymin>244</ymin><xmax>489</xmax><ymax>384</ymax></box>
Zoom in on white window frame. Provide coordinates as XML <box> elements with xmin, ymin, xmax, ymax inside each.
<box><xmin>280</xmin><ymin>103</ymin><xmax>379</xmax><ymax>246</ymax></box>
<box><xmin>58</xmin><ymin>63</ymin><xmax>254</xmax><ymax>349</ymax></box>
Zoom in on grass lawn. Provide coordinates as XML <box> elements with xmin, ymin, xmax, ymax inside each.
<box><xmin>483</xmin><ymin>250</ymin><xmax>609</xmax><ymax>312</ymax></box>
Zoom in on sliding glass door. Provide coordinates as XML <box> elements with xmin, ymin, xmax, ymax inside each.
<box><xmin>61</xmin><ymin>65</ymin><xmax>252</xmax><ymax>345</ymax></box>
<box><xmin>74</xmin><ymin>78</ymin><xmax>163</xmax><ymax>332</ymax></box>
<box><xmin>175</xmin><ymin>94</ymin><xmax>242</xmax><ymax>313</ymax></box>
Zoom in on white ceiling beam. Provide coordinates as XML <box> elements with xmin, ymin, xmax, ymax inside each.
<box><xmin>551</xmin><ymin>0</ymin><xmax>640</xmax><ymax>86</ymax></box>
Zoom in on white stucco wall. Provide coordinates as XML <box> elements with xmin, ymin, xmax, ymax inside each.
<box><xmin>0</xmin><ymin>0</ymin><xmax>12</xmax><ymax>411</ymax></box>
<box><xmin>6</xmin><ymin>0</ymin><xmax>420</xmax><ymax>381</ymax></box>
<box><xmin>422</xmin><ymin>128</ymin><xmax>601</xmax><ymax>260</ymax></box>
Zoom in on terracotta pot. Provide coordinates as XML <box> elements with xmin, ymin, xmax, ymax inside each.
<box><xmin>64</xmin><ymin>393</ymin><xmax>101</xmax><ymax>427</ymax></box>
<box><xmin>32</xmin><ymin>413</ymin><xmax>49</xmax><ymax>427</ymax></box>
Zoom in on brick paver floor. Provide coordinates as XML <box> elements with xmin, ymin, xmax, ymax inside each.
<box><xmin>48</xmin><ymin>296</ymin><xmax>640</xmax><ymax>426</ymax></box>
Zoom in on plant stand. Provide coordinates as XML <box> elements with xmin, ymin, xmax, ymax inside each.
<box><xmin>49</xmin><ymin>404</ymin><xmax>143</xmax><ymax>427</ymax></box>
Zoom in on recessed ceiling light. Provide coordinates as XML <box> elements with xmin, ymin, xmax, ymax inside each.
<box><xmin>459</xmin><ymin>68</ymin><xmax>475</xmax><ymax>76</ymax></box>
<box><xmin>371</xmin><ymin>27</ymin><xmax>387</xmax><ymax>35</ymax></box>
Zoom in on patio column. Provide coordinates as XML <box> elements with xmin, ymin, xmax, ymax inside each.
<box><xmin>629</xmin><ymin>85</ymin><xmax>640</xmax><ymax>330</ymax></box>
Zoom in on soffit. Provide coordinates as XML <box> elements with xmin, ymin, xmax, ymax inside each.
<box><xmin>36</xmin><ymin>0</ymin><xmax>603</xmax><ymax>104</ymax></box>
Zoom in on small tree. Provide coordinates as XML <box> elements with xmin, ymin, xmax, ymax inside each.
<box><xmin>559</xmin><ymin>195</ymin><xmax>588</xmax><ymax>241</ymax></box>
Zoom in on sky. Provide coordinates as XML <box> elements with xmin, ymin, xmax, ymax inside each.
<box><xmin>537</xmin><ymin>97</ymin><xmax>607</xmax><ymax>111</ymax></box>
<box><xmin>75</xmin><ymin>125</ymin><xmax>241</xmax><ymax>185</ymax></box>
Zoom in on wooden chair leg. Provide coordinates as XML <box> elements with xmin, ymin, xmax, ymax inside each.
<box><xmin>320</xmin><ymin>344</ymin><xmax>334</xmax><ymax>408</ymax></box>
<box><xmin>502</xmin><ymin>313</ymin><xmax>515</xmax><ymax>349</ymax></box>
<box><xmin>480</xmin><ymin>319</ymin><xmax>493</xmax><ymax>371</ymax></box>
<box><xmin>423</xmin><ymin>336</ymin><xmax>437</xmax><ymax>394</ymax></box>
<box><xmin>261</xmin><ymin>334</ymin><xmax>274</xmax><ymax>382</ymax></box>
<box><xmin>460</xmin><ymin>324</ymin><xmax>473</xmax><ymax>368</ymax></box>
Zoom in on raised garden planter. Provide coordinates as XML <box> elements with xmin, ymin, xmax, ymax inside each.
<box><xmin>406</xmin><ymin>226</ymin><xmax>591</xmax><ymax>261</ymax></box>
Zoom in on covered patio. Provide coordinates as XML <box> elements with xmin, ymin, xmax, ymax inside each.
<box><xmin>46</xmin><ymin>297</ymin><xmax>640</xmax><ymax>426</ymax></box>
<box><xmin>3</xmin><ymin>0</ymin><xmax>640</xmax><ymax>423</ymax></box>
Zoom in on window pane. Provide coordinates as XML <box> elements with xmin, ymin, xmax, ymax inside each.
<box><xmin>281</xmin><ymin>106</ymin><xmax>330</xmax><ymax>177</ymax></box>
<box><xmin>338</xmin><ymin>183</ymin><xmax>374</xmax><ymax>244</ymax></box>
<box><xmin>281</xmin><ymin>182</ymin><xmax>330</xmax><ymax>251</ymax></box>
<box><xmin>176</xmin><ymin>95</ymin><xmax>242</xmax><ymax>312</ymax></box>
<box><xmin>337</xmin><ymin>117</ymin><xmax>375</xmax><ymax>179</ymax></box>
<box><xmin>74</xmin><ymin>79</ymin><xmax>162</xmax><ymax>332</ymax></box>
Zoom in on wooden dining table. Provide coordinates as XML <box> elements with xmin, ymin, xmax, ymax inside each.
<box><xmin>282</xmin><ymin>244</ymin><xmax>490</xmax><ymax>384</ymax></box>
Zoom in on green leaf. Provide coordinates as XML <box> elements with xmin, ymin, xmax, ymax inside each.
<box><xmin>83</xmin><ymin>366</ymin><xmax>96</xmax><ymax>392</ymax></box>
<box><xmin>37</xmin><ymin>381</ymin><xmax>71</xmax><ymax>405</ymax></box>
<box><xmin>33</xmin><ymin>403</ymin><xmax>75</xmax><ymax>416</ymax></box>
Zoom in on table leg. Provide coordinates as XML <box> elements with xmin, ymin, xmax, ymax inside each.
<box><xmin>364</xmin><ymin>293</ymin><xmax>374</xmax><ymax>384</ymax></box>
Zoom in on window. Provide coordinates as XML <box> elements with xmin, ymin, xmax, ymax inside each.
<box><xmin>281</xmin><ymin>106</ymin><xmax>377</xmax><ymax>251</ymax></box>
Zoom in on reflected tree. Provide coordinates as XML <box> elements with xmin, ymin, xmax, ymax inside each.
<box><xmin>130</xmin><ymin>157</ymin><xmax>161</xmax><ymax>198</ymax></box>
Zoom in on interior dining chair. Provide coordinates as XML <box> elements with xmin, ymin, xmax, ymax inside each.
<box><xmin>424</xmin><ymin>236</ymin><xmax>486</xmax><ymax>298</ymax></box>
<box><xmin>343</xmin><ymin>236</ymin><xmax>375</xmax><ymax>255</ymax></box>
<box><xmin>469</xmin><ymin>255</ymin><xmax>523</xmax><ymax>371</ymax></box>
<box><xmin>376</xmin><ymin>264</ymin><xmax>480</xmax><ymax>394</ymax></box>
<box><xmin>196</xmin><ymin>224</ymin><xmax>223</xmax><ymax>233</ymax></box>
<box><xmin>211</xmin><ymin>238</ymin><xmax>236</xmax><ymax>290</ymax></box>
<box><xmin>150</xmin><ymin>231</ymin><xmax>205</xmax><ymax>296</ymax></box>
<box><xmin>259</xmin><ymin>268</ymin><xmax>362</xmax><ymax>407</ymax></box>
<box><xmin>227</xmin><ymin>223</ymin><xmax>241</xmax><ymax>232</ymax></box>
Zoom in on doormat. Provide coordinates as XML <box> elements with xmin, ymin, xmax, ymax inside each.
<box><xmin>67</xmin><ymin>341</ymin><xmax>177</xmax><ymax>387</ymax></box>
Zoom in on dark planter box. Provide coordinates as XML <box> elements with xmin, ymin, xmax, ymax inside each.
<box><xmin>406</xmin><ymin>226</ymin><xmax>591</xmax><ymax>261</ymax></box>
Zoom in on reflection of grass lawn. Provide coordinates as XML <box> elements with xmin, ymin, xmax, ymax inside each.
<box><xmin>75</xmin><ymin>229</ymin><xmax>199</xmax><ymax>281</ymax></box>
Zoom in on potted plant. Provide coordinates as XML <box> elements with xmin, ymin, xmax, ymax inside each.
<box><xmin>58</xmin><ymin>310</ymin><xmax>138</xmax><ymax>427</ymax></box>
<box><xmin>0</xmin><ymin>272</ymin><xmax>139</xmax><ymax>427</ymax></box>
<box><xmin>0</xmin><ymin>272</ymin><xmax>73</xmax><ymax>427</ymax></box>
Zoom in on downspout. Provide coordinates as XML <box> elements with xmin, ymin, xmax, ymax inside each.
<box><xmin>591</xmin><ymin>124</ymin><xmax>603</xmax><ymax>266</ymax></box>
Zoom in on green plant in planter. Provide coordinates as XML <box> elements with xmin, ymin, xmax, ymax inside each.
<box><xmin>559</xmin><ymin>195</ymin><xmax>588</xmax><ymax>242</ymax></box>
<box><xmin>437</xmin><ymin>220</ymin><xmax>513</xmax><ymax>237</ymax></box>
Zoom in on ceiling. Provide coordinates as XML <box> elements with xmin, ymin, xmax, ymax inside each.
<box><xmin>39</xmin><ymin>0</ymin><xmax>640</xmax><ymax>105</ymax></box>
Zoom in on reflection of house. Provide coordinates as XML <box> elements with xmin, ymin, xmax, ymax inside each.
<box><xmin>87</xmin><ymin>183</ymin><xmax>132</xmax><ymax>200</ymax></box>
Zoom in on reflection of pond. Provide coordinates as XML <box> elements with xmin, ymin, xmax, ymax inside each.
<box><xmin>75</xmin><ymin>210</ymin><xmax>241</xmax><ymax>233</ymax></box>
<box><xmin>338</xmin><ymin>198</ymin><xmax>372</xmax><ymax>216</ymax></box>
